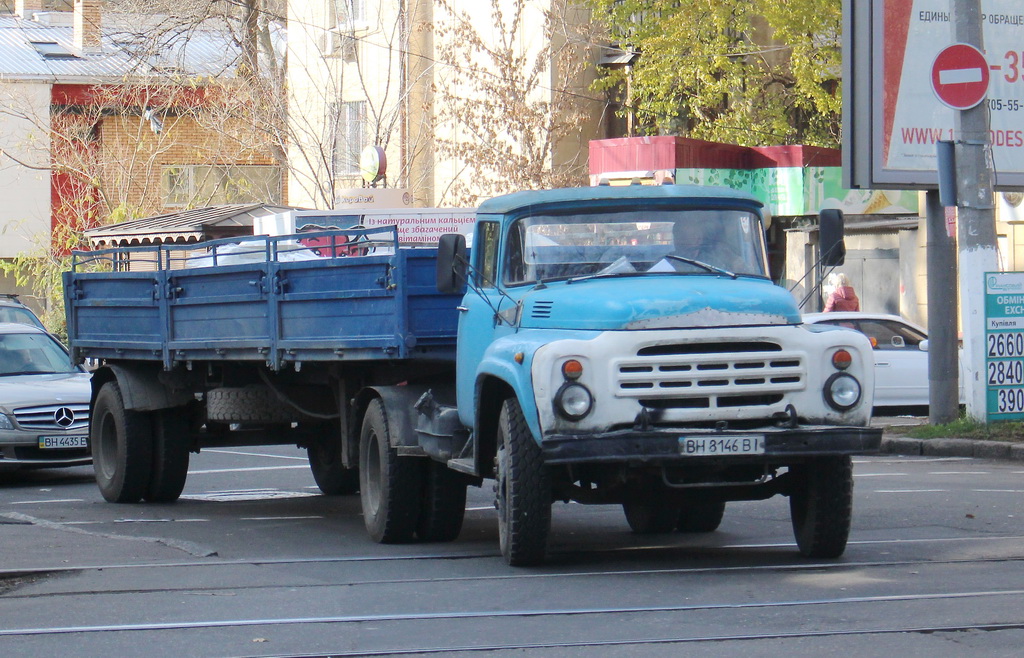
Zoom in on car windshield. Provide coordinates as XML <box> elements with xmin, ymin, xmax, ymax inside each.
<box><xmin>503</xmin><ymin>208</ymin><xmax>768</xmax><ymax>285</ymax></box>
<box><xmin>0</xmin><ymin>332</ymin><xmax>77</xmax><ymax>375</ymax></box>
<box><xmin>0</xmin><ymin>305</ymin><xmax>45</xmax><ymax>330</ymax></box>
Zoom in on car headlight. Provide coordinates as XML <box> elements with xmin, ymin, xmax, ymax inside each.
<box><xmin>824</xmin><ymin>372</ymin><xmax>861</xmax><ymax>410</ymax></box>
<box><xmin>555</xmin><ymin>382</ymin><xmax>593</xmax><ymax>420</ymax></box>
<box><xmin>0</xmin><ymin>413</ymin><xmax>13</xmax><ymax>430</ymax></box>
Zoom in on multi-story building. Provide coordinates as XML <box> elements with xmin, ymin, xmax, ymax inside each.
<box><xmin>286</xmin><ymin>0</ymin><xmax>604</xmax><ymax>209</ymax></box>
<box><xmin>0</xmin><ymin>0</ymin><xmax>283</xmax><ymax>302</ymax></box>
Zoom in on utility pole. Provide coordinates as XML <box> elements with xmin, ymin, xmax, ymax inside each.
<box><xmin>926</xmin><ymin>190</ymin><xmax>959</xmax><ymax>424</ymax></box>
<box><xmin>950</xmin><ymin>0</ymin><xmax>999</xmax><ymax>421</ymax></box>
<box><xmin>953</xmin><ymin>0</ymin><xmax>998</xmax><ymax>421</ymax></box>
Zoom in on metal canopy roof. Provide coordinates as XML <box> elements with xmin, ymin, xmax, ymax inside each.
<box><xmin>85</xmin><ymin>204</ymin><xmax>303</xmax><ymax>247</ymax></box>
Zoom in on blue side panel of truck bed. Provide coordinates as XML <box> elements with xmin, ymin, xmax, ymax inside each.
<box><xmin>63</xmin><ymin>231</ymin><xmax>462</xmax><ymax>369</ymax></box>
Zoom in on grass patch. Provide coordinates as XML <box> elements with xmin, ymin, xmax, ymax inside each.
<box><xmin>900</xmin><ymin>417</ymin><xmax>1024</xmax><ymax>442</ymax></box>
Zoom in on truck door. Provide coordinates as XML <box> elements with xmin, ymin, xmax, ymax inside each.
<box><xmin>456</xmin><ymin>220</ymin><xmax>515</xmax><ymax>428</ymax></box>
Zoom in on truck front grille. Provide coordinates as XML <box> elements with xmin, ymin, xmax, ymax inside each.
<box><xmin>614</xmin><ymin>341</ymin><xmax>804</xmax><ymax>411</ymax></box>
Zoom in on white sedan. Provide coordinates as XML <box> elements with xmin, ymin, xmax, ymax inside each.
<box><xmin>803</xmin><ymin>312</ymin><xmax>962</xmax><ymax>408</ymax></box>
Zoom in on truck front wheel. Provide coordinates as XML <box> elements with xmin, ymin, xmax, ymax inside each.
<box><xmin>495</xmin><ymin>397</ymin><xmax>551</xmax><ymax>566</ymax></box>
<box><xmin>92</xmin><ymin>381</ymin><xmax>154</xmax><ymax>503</ymax></box>
<box><xmin>789</xmin><ymin>456</ymin><xmax>854</xmax><ymax>558</ymax></box>
<box><xmin>358</xmin><ymin>398</ymin><xmax>422</xmax><ymax>543</ymax></box>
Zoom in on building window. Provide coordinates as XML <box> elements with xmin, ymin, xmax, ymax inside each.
<box><xmin>332</xmin><ymin>0</ymin><xmax>366</xmax><ymax>30</ymax></box>
<box><xmin>332</xmin><ymin>101</ymin><xmax>367</xmax><ymax>176</ymax></box>
<box><xmin>161</xmin><ymin>165</ymin><xmax>282</xmax><ymax>207</ymax></box>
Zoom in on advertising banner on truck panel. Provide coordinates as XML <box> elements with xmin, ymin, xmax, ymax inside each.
<box><xmin>844</xmin><ymin>0</ymin><xmax>1024</xmax><ymax>189</ymax></box>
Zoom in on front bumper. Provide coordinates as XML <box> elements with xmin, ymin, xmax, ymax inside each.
<box><xmin>0</xmin><ymin>432</ymin><xmax>91</xmax><ymax>468</ymax></box>
<box><xmin>542</xmin><ymin>425</ymin><xmax>882</xmax><ymax>465</ymax></box>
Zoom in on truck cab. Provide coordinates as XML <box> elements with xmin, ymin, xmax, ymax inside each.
<box><xmin>436</xmin><ymin>184</ymin><xmax>881</xmax><ymax>565</ymax></box>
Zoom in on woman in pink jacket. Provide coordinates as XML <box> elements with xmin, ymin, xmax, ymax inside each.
<box><xmin>824</xmin><ymin>272</ymin><xmax>860</xmax><ymax>312</ymax></box>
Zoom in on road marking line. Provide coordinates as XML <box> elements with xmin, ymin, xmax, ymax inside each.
<box><xmin>188</xmin><ymin>465</ymin><xmax>310</xmax><ymax>475</ymax></box>
<box><xmin>873</xmin><ymin>489</ymin><xmax>948</xmax><ymax>493</ymax></box>
<box><xmin>854</xmin><ymin>473</ymin><xmax>908</xmax><ymax>477</ymax></box>
<box><xmin>929</xmin><ymin>471</ymin><xmax>990</xmax><ymax>475</ymax></box>
<box><xmin>10</xmin><ymin>499</ymin><xmax>83</xmax><ymax>505</ymax></box>
<box><xmin>204</xmin><ymin>449</ymin><xmax>308</xmax><ymax>461</ymax></box>
<box><xmin>180</xmin><ymin>489</ymin><xmax>319</xmax><ymax>502</ymax></box>
<box><xmin>241</xmin><ymin>516</ymin><xmax>324</xmax><ymax>521</ymax></box>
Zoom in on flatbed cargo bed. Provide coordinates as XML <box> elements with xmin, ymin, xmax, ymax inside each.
<box><xmin>63</xmin><ymin>228</ymin><xmax>461</xmax><ymax>369</ymax></box>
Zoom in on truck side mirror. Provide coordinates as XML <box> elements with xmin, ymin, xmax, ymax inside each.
<box><xmin>436</xmin><ymin>233</ymin><xmax>468</xmax><ymax>294</ymax></box>
<box><xmin>818</xmin><ymin>209</ymin><xmax>846</xmax><ymax>267</ymax></box>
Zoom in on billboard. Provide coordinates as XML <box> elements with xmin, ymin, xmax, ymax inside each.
<box><xmin>844</xmin><ymin>0</ymin><xmax>1024</xmax><ymax>189</ymax></box>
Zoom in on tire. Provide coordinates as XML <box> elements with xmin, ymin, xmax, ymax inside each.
<box><xmin>677</xmin><ymin>500</ymin><xmax>726</xmax><ymax>533</ymax></box>
<box><xmin>308</xmin><ymin>435</ymin><xmax>359</xmax><ymax>495</ymax></box>
<box><xmin>91</xmin><ymin>381</ymin><xmax>154</xmax><ymax>503</ymax></box>
<box><xmin>144</xmin><ymin>409</ymin><xmax>190</xmax><ymax>503</ymax></box>
<box><xmin>358</xmin><ymin>398</ymin><xmax>422</xmax><ymax>543</ymax></box>
<box><xmin>206</xmin><ymin>386</ymin><xmax>294</xmax><ymax>424</ymax></box>
<box><xmin>623</xmin><ymin>502</ymin><xmax>678</xmax><ymax>534</ymax></box>
<box><xmin>417</xmin><ymin>460</ymin><xmax>467</xmax><ymax>542</ymax></box>
<box><xmin>495</xmin><ymin>397</ymin><xmax>551</xmax><ymax>566</ymax></box>
<box><xmin>789</xmin><ymin>456</ymin><xmax>854</xmax><ymax>558</ymax></box>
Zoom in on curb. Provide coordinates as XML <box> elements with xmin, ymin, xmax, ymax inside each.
<box><xmin>880</xmin><ymin>435</ymin><xmax>1024</xmax><ymax>461</ymax></box>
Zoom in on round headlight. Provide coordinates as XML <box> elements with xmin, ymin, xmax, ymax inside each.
<box><xmin>824</xmin><ymin>372</ymin><xmax>861</xmax><ymax>410</ymax></box>
<box><xmin>555</xmin><ymin>382</ymin><xmax>593</xmax><ymax>420</ymax></box>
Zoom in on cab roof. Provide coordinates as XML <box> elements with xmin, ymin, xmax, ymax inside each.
<box><xmin>477</xmin><ymin>184</ymin><xmax>764</xmax><ymax>217</ymax></box>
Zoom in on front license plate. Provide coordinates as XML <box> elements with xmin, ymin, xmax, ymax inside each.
<box><xmin>679</xmin><ymin>435</ymin><xmax>765</xmax><ymax>456</ymax></box>
<box><xmin>38</xmin><ymin>436</ymin><xmax>89</xmax><ymax>449</ymax></box>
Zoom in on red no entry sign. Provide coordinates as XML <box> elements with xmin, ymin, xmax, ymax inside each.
<box><xmin>931</xmin><ymin>43</ymin><xmax>990</xmax><ymax>110</ymax></box>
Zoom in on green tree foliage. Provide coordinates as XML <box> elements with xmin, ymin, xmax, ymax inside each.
<box><xmin>586</xmin><ymin>0</ymin><xmax>841</xmax><ymax>147</ymax></box>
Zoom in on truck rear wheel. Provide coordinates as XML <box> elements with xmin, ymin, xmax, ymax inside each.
<box><xmin>623</xmin><ymin>502</ymin><xmax>678</xmax><ymax>534</ymax></box>
<box><xmin>143</xmin><ymin>409</ymin><xmax>190</xmax><ymax>503</ymax></box>
<box><xmin>789</xmin><ymin>456</ymin><xmax>853</xmax><ymax>558</ymax></box>
<box><xmin>495</xmin><ymin>397</ymin><xmax>551</xmax><ymax>566</ymax></box>
<box><xmin>92</xmin><ymin>381</ymin><xmax>153</xmax><ymax>504</ymax></box>
<box><xmin>359</xmin><ymin>398</ymin><xmax>422</xmax><ymax>543</ymax></box>
<box><xmin>308</xmin><ymin>436</ymin><xmax>359</xmax><ymax>495</ymax></box>
<box><xmin>416</xmin><ymin>460</ymin><xmax>467</xmax><ymax>542</ymax></box>
<box><xmin>677</xmin><ymin>500</ymin><xmax>726</xmax><ymax>533</ymax></box>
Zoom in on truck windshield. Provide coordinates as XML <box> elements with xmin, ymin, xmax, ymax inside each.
<box><xmin>503</xmin><ymin>209</ymin><xmax>768</xmax><ymax>285</ymax></box>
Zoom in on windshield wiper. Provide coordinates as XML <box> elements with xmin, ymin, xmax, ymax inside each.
<box><xmin>566</xmin><ymin>271</ymin><xmax>649</xmax><ymax>284</ymax></box>
<box><xmin>664</xmin><ymin>255</ymin><xmax>738</xmax><ymax>279</ymax></box>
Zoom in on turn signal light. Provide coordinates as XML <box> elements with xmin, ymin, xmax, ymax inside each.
<box><xmin>831</xmin><ymin>349</ymin><xmax>852</xmax><ymax>370</ymax></box>
<box><xmin>562</xmin><ymin>359</ymin><xmax>584</xmax><ymax>380</ymax></box>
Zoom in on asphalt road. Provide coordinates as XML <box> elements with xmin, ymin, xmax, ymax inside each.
<box><xmin>3</xmin><ymin>437</ymin><xmax>1024</xmax><ymax>657</ymax></box>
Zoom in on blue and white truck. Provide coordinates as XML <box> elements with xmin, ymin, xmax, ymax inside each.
<box><xmin>64</xmin><ymin>184</ymin><xmax>881</xmax><ymax>566</ymax></box>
